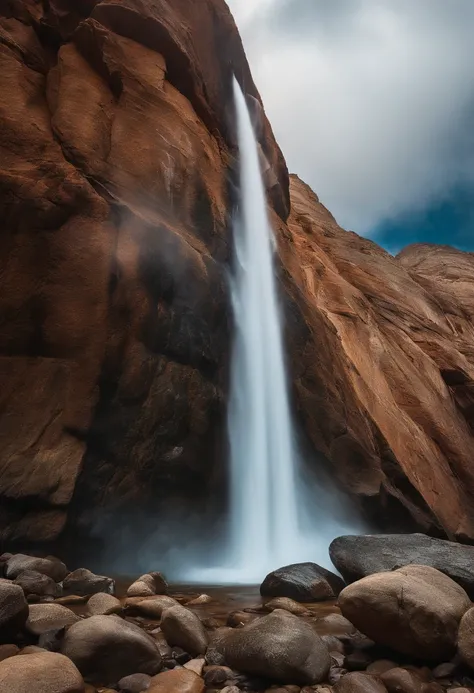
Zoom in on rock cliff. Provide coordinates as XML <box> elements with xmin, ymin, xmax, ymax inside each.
<box><xmin>1</xmin><ymin>0</ymin><xmax>474</xmax><ymax>547</ymax></box>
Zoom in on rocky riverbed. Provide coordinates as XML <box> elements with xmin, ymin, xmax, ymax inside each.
<box><xmin>3</xmin><ymin>535</ymin><xmax>474</xmax><ymax>693</ymax></box>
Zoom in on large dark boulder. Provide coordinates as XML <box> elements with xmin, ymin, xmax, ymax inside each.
<box><xmin>330</xmin><ymin>534</ymin><xmax>474</xmax><ymax>598</ymax></box>
<box><xmin>260</xmin><ymin>562</ymin><xmax>344</xmax><ymax>602</ymax></box>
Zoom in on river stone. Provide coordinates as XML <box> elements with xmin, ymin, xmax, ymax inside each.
<box><xmin>0</xmin><ymin>651</ymin><xmax>84</xmax><ymax>693</ymax></box>
<box><xmin>5</xmin><ymin>554</ymin><xmax>68</xmax><ymax>582</ymax></box>
<box><xmin>220</xmin><ymin>609</ymin><xmax>331</xmax><ymax>684</ymax></box>
<box><xmin>26</xmin><ymin>603</ymin><xmax>80</xmax><ymax>635</ymax></box>
<box><xmin>0</xmin><ymin>644</ymin><xmax>19</xmax><ymax>661</ymax></box>
<box><xmin>330</xmin><ymin>534</ymin><xmax>474</xmax><ymax>597</ymax></box>
<box><xmin>14</xmin><ymin>570</ymin><xmax>61</xmax><ymax>598</ymax></box>
<box><xmin>261</xmin><ymin>562</ymin><xmax>345</xmax><ymax>601</ymax></box>
<box><xmin>148</xmin><ymin>669</ymin><xmax>204</xmax><ymax>693</ymax></box>
<box><xmin>457</xmin><ymin>607</ymin><xmax>474</xmax><ymax>669</ymax></box>
<box><xmin>129</xmin><ymin>596</ymin><xmax>179</xmax><ymax>619</ymax></box>
<box><xmin>380</xmin><ymin>668</ymin><xmax>433</xmax><ymax>693</ymax></box>
<box><xmin>61</xmin><ymin>614</ymin><xmax>162</xmax><ymax>682</ymax></box>
<box><xmin>0</xmin><ymin>579</ymin><xmax>29</xmax><ymax>643</ymax></box>
<box><xmin>334</xmin><ymin>672</ymin><xmax>388</xmax><ymax>693</ymax></box>
<box><xmin>87</xmin><ymin>592</ymin><xmax>122</xmax><ymax>616</ymax></box>
<box><xmin>263</xmin><ymin>597</ymin><xmax>309</xmax><ymax>615</ymax></box>
<box><xmin>63</xmin><ymin>569</ymin><xmax>115</xmax><ymax>596</ymax></box>
<box><xmin>127</xmin><ymin>574</ymin><xmax>168</xmax><ymax>598</ymax></box>
<box><xmin>161</xmin><ymin>605</ymin><xmax>209</xmax><ymax>656</ymax></box>
<box><xmin>118</xmin><ymin>672</ymin><xmax>152</xmax><ymax>692</ymax></box>
<box><xmin>339</xmin><ymin>565</ymin><xmax>471</xmax><ymax>660</ymax></box>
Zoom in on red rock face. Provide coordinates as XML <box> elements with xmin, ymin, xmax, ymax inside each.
<box><xmin>1</xmin><ymin>0</ymin><xmax>473</xmax><ymax>546</ymax></box>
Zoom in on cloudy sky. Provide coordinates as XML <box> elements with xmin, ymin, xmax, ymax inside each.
<box><xmin>227</xmin><ymin>0</ymin><xmax>474</xmax><ymax>253</ymax></box>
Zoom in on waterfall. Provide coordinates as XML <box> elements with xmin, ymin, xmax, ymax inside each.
<box><xmin>227</xmin><ymin>78</ymin><xmax>300</xmax><ymax>573</ymax></box>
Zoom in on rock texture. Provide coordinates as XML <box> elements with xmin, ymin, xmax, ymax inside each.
<box><xmin>0</xmin><ymin>0</ymin><xmax>474</xmax><ymax>545</ymax></box>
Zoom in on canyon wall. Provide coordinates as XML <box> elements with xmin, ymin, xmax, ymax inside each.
<box><xmin>1</xmin><ymin>0</ymin><xmax>474</xmax><ymax>547</ymax></box>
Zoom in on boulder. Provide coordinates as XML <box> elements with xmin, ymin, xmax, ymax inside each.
<box><xmin>226</xmin><ymin>611</ymin><xmax>257</xmax><ymax>627</ymax></box>
<box><xmin>261</xmin><ymin>563</ymin><xmax>344</xmax><ymax>602</ymax></box>
<box><xmin>0</xmin><ymin>651</ymin><xmax>84</xmax><ymax>693</ymax></box>
<box><xmin>127</xmin><ymin>596</ymin><xmax>179</xmax><ymax>619</ymax></box>
<box><xmin>61</xmin><ymin>615</ymin><xmax>162</xmax><ymax>682</ymax></box>
<box><xmin>339</xmin><ymin>565</ymin><xmax>470</xmax><ymax>659</ymax></box>
<box><xmin>148</xmin><ymin>669</ymin><xmax>205</xmax><ymax>693</ymax></box>
<box><xmin>330</xmin><ymin>535</ymin><xmax>474</xmax><ymax>598</ymax></box>
<box><xmin>127</xmin><ymin>574</ymin><xmax>167</xmax><ymax>598</ymax></box>
<box><xmin>263</xmin><ymin>597</ymin><xmax>309</xmax><ymax>615</ymax></box>
<box><xmin>63</xmin><ymin>569</ymin><xmax>115</xmax><ymax>596</ymax></box>
<box><xmin>0</xmin><ymin>579</ymin><xmax>29</xmax><ymax>643</ymax></box>
<box><xmin>0</xmin><ymin>644</ymin><xmax>19</xmax><ymax>662</ymax></box>
<box><xmin>5</xmin><ymin>555</ymin><xmax>68</xmax><ymax>582</ymax></box>
<box><xmin>457</xmin><ymin>607</ymin><xmax>474</xmax><ymax>669</ymax></box>
<box><xmin>219</xmin><ymin>609</ymin><xmax>331</xmax><ymax>684</ymax></box>
<box><xmin>334</xmin><ymin>672</ymin><xmax>388</xmax><ymax>693</ymax></box>
<box><xmin>161</xmin><ymin>605</ymin><xmax>209</xmax><ymax>656</ymax></box>
<box><xmin>380</xmin><ymin>668</ymin><xmax>435</xmax><ymax>693</ymax></box>
<box><xmin>14</xmin><ymin>570</ymin><xmax>61</xmax><ymax>598</ymax></box>
<box><xmin>87</xmin><ymin>593</ymin><xmax>122</xmax><ymax>616</ymax></box>
<box><xmin>118</xmin><ymin>672</ymin><xmax>152</xmax><ymax>692</ymax></box>
<box><xmin>26</xmin><ymin>603</ymin><xmax>80</xmax><ymax>635</ymax></box>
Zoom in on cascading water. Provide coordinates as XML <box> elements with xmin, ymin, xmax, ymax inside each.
<box><xmin>227</xmin><ymin>78</ymin><xmax>299</xmax><ymax>571</ymax></box>
<box><xmin>171</xmin><ymin>79</ymin><xmax>364</xmax><ymax>584</ymax></box>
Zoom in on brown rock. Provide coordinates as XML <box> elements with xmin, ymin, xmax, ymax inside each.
<box><xmin>0</xmin><ymin>651</ymin><xmax>85</xmax><ymax>693</ymax></box>
<box><xmin>149</xmin><ymin>669</ymin><xmax>205</xmax><ymax>693</ymax></box>
<box><xmin>263</xmin><ymin>597</ymin><xmax>309</xmax><ymax>616</ymax></box>
<box><xmin>6</xmin><ymin>555</ymin><xmax>67</xmax><ymax>582</ymax></box>
<box><xmin>186</xmin><ymin>595</ymin><xmax>212</xmax><ymax>606</ymax></box>
<box><xmin>203</xmin><ymin>666</ymin><xmax>235</xmax><ymax>687</ymax></box>
<box><xmin>26</xmin><ymin>603</ymin><xmax>80</xmax><ymax>635</ymax></box>
<box><xmin>367</xmin><ymin>662</ymin><xmax>398</xmax><ymax>676</ymax></box>
<box><xmin>0</xmin><ymin>579</ymin><xmax>29</xmax><ymax>643</ymax></box>
<box><xmin>61</xmin><ymin>615</ymin><xmax>162</xmax><ymax>682</ymax></box>
<box><xmin>161</xmin><ymin>605</ymin><xmax>209</xmax><ymax>656</ymax></box>
<box><xmin>87</xmin><ymin>592</ymin><xmax>122</xmax><ymax>616</ymax></box>
<box><xmin>226</xmin><ymin>611</ymin><xmax>258</xmax><ymax>627</ymax></box>
<box><xmin>339</xmin><ymin>565</ymin><xmax>470</xmax><ymax>659</ymax></box>
<box><xmin>334</xmin><ymin>673</ymin><xmax>387</xmax><ymax>693</ymax></box>
<box><xmin>184</xmin><ymin>659</ymin><xmax>205</xmax><ymax>676</ymax></box>
<box><xmin>127</xmin><ymin>575</ymin><xmax>168</xmax><ymax>598</ymax></box>
<box><xmin>129</xmin><ymin>596</ymin><xmax>179</xmax><ymax>619</ymax></box>
<box><xmin>458</xmin><ymin>607</ymin><xmax>474</xmax><ymax>669</ymax></box>
<box><xmin>0</xmin><ymin>644</ymin><xmax>19</xmax><ymax>662</ymax></box>
<box><xmin>14</xmin><ymin>570</ymin><xmax>61</xmax><ymax>598</ymax></box>
<box><xmin>118</xmin><ymin>673</ymin><xmax>152</xmax><ymax>692</ymax></box>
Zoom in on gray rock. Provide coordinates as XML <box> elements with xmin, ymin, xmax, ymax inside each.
<box><xmin>61</xmin><ymin>614</ymin><xmax>162</xmax><ymax>682</ymax></box>
<box><xmin>127</xmin><ymin>574</ymin><xmax>167</xmax><ymax>598</ymax></box>
<box><xmin>63</xmin><ymin>568</ymin><xmax>115</xmax><ymax>596</ymax></box>
<box><xmin>261</xmin><ymin>562</ymin><xmax>344</xmax><ymax>602</ymax></box>
<box><xmin>219</xmin><ymin>609</ymin><xmax>331</xmax><ymax>684</ymax></box>
<box><xmin>0</xmin><ymin>579</ymin><xmax>29</xmax><ymax>643</ymax></box>
<box><xmin>330</xmin><ymin>534</ymin><xmax>474</xmax><ymax>598</ymax></box>
<box><xmin>6</xmin><ymin>554</ymin><xmax>67</xmax><ymax>582</ymax></box>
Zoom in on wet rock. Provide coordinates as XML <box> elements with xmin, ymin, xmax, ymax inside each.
<box><xmin>26</xmin><ymin>603</ymin><xmax>79</xmax><ymax>635</ymax></box>
<box><xmin>127</xmin><ymin>574</ymin><xmax>168</xmax><ymax>598</ymax></box>
<box><xmin>334</xmin><ymin>672</ymin><xmax>387</xmax><ymax>693</ymax></box>
<box><xmin>186</xmin><ymin>595</ymin><xmax>212</xmax><ymax>606</ymax></box>
<box><xmin>204</xmin><ymin>666</ymin><xmax>235</xmax><ymax>687</ymax></box>
<box><xmin>56</xmin><ymin>595</ymin><xmax>89</xmax><ymax>606</ymax></box>
<box><xmin>0</xmin><ymin>651</ymin><xmax>84</xmax><ymax>693</ymax></box>
<box><xmin>14</xmin><ymin>570</ymin><xmax>61</xmax><ymax>598</ymax></box>
<box><xmin>263</xmin><ymin>597</ymin><xmax>309</xmax><ymax>616</ymax></box>
<box><xmin>0</xmin><ymin>579</ymin><xmax>29</xmax><ymax>643</ymax></box>
<box><xmin>367</xmin><ymin>662</ymin><xmax>398</xmax><ymax>676</ymax></box>
<box><xmin>344</xmin><ymin>651</ymin><xmax>373</xmax><ymax>672</ymax></box>
<box><xmin>61</xmin><ymin>615</ymin><xmax>162</xmax><ymax>682</ymax></box>
<box><xmin>339</xmin><ymin>565</ymin><xmax>470</xmax><ymax>659</ymax></box>
<box><xmin>220</xmin><ymin>609</ymin><xmax>331</xmax><ymax>684</ymax></box>
<box><xmin>5</xmin><ymin>555</ymin><xmax>68</xmax><ymax>582</ymax></box>
<box><xmin>161</xmin><ymin>605</ymin><xmax>209</xmax><ymax>656</ymax></box>
<box><xmin>129</xmin><ymin>597</ymin><xmax>180</xmax><ymax>619</ymax></box>
<box><xmin>261</xmin><ymin>563</ymin><xmax>344</xmax><ymax>602</ymax></box>
<box><xmin>206</xmin><ymin>628</ymin><xmax>233</xmax><ymax>666</ymax></box>
<box><xmin>226</xmin><ymin>611</ymin><xmax>257</xmax><ymax>627</ymax></box>
<box><xmin>330</xmin><ymin>535</ymin><xmax>474</xmax><ymax>598</ymax></box>
<box><xmin>87</xmin><ymin>593</ymin><xmax>122</xmax><ymax>616</ymax></box>
<box><xmin>148</xmin><ymin>669</ymin><xmax>205</xmax><ymax>693</ymax></box>
<box><xmin>316</xmin><ymin>614</ymin><xmax>358</xmax><ymax>638</ymax></box>
<box><xmin>0</xmin><ymin>644</ymin><xmax>19</xmax><ymax>662</ymax></box>
<box><xmin>63</xmin><ymin>569</ymin><xmax>115</xmax><ymax>596</ymax></box>
<box><xmin>118</xmin><ymin>672</ymin><xmax>152</xmax><ymax>692</ymax></box>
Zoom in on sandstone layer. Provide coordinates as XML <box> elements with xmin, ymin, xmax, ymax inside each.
<box><xmin>0</xmin><ymin>0</ymin><xmax>474</xmax><ymax>545</ymax></box>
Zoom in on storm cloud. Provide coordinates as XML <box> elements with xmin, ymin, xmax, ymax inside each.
<box><xmin>227</xmin><ymin>0</ymin><xmax>474</xmax><ymax>248</ymax></box>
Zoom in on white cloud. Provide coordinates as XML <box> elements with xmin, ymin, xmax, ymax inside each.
<box><xmin>226</xmin><ymin>0</ymin><xmax>474</xmax><ymax>234</ymax></box>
